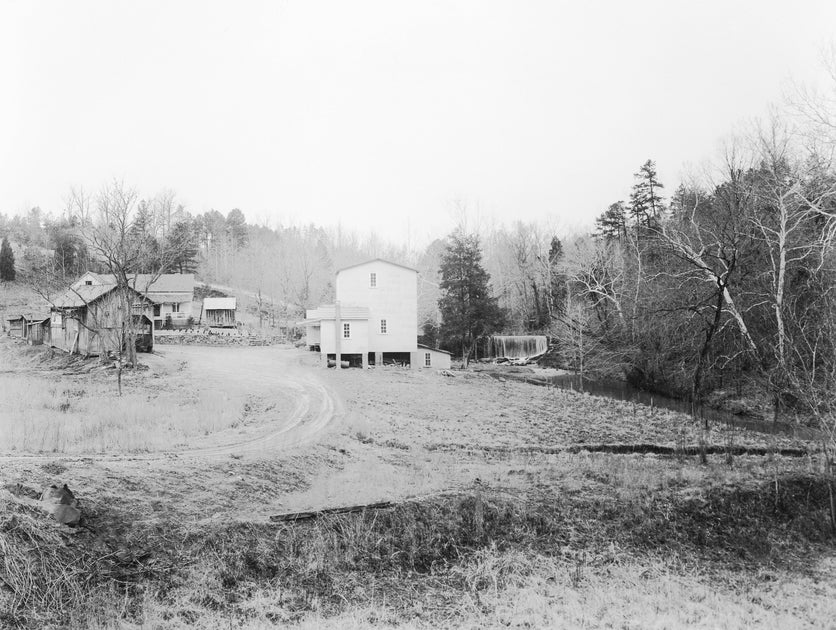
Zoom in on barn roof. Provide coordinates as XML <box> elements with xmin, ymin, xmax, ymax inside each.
<box><xmin>336</xmin><ymin>258</ymin><xmax>417</xmax><ymax>275</ymax></box>
<box><xmin>204</xmin><ymin>297</ymin><xmax>237</xmax><ymax>310</ymax></box>
<box><xmin>52</xmin><ymin>284</ymin><xmax>150</xmax><ymax>308</ymax></box>
<box><xmin>52</xmin><ymin>283</ymin><xmax>118</xmax><ymax>308</ymax></box>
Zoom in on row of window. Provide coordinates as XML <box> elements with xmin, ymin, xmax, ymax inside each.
<box><xmin>342</xmin><ymin>319</ymin><xmax>389</xmax><ymax>338</ymax></box>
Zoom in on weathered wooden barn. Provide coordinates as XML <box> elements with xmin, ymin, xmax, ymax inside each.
<box><xmin>73</xmin><ymin>271</ymin><xmax>195</xmax><ymax>330</ymax></box>
<box><xmin>50</xmin><ymin>284</ymin><xmax>154</xmax><ymax>355</ymax></box>
<box><xmin>202</xmin><ymin>297</ymin><xmax>237</xmax><ymax>328</ymax></box>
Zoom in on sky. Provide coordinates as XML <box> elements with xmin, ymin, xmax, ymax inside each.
<box><xmin>2</xmin><ymin>0</ymin><xmax>836</xmax><ymax>247</ymax></box>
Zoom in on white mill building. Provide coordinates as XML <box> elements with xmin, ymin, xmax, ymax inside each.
<box><xmin>304</xmin><ymin>259</ymin><xmax>450</xmax><ymax>369</ymax></box>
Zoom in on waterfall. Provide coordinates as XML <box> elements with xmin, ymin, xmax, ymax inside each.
<box><xmin>488</xmin><ymin>335</ymin><xmax>548</xmax><ymax>360</ymax></box>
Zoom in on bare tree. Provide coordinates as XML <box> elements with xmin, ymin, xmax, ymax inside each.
<box><xmin>85</xmin><ymin>181</ymin><xmax>184</xmax><ymax>381</ymax></box>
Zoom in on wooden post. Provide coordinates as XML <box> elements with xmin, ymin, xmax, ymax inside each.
<box><xmin>334</xmin><ymin>301</ymin><xmax>342</xmax><ymax>369</ymax></box>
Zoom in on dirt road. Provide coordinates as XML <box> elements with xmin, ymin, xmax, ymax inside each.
<box><xmin>155</xmin><ymin>345</ymin><xmax>344</xmax><ymax>458</ymax></box>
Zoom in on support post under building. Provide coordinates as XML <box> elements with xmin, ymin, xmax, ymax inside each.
<box><xmin>334</xmin><ymin>301</ymin><xmax>342</xmax><ymax>369</ymax></box>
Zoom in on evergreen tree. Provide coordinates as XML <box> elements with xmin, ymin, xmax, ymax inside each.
<box><xmin>168</xmin><ymin>219</ymin><xmax>199</xmax><ymax>274</ymax></box>
<box><xmin>595</xmin><ymin>201</ymin><xmax>628</xmax><ymax>240</ymax></box>
<box><xmin>438</xmin><ymin>230</ymin><xmax>506</xmax><ymax>367</ymax></box>
<box><xmin>0</xmin><ymin>235</ymin><xmax>15</xmax><ymax>281</ymax></box>
<box><xmin>226</xmin><ymin>208</ymin><xmax>249</xmax><ymax>250</ymax></box>
<box><xmin>629</xmin><ymin>159</ymin><xmax>665</xmax><ymax>228</ymax></box>
<box><xmin>547</xmin><ymin>235</ymin><xmax>567</xmax><ymax>317</ymax></box>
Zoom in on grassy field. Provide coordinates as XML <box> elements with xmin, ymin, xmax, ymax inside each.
<box><xmin>0</xmin><ymin>341</ymin><xmax>834</xmax><ymax>628</ymax></box>
<box><xmin>0</xmin><ymin>342</ymin><xmax>247</xmax><ymax>453</ymax></box>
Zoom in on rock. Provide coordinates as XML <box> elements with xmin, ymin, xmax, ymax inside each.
<box><xmin>40</xmin><ymin>483</ymin><xmax>82</xmax><ymax>527</ymax></box>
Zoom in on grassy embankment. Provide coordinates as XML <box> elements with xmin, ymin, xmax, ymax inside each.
<box><xmin>2</xmin><ymin>463</ymin><xmax>834</xmax><ymax>628</ymax></box>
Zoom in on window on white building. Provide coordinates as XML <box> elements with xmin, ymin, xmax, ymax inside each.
<box><xmin>380</xmin><ymin>318</ymin><xmax>387</xmax><ymax>334</ymax></box>
<box><xmin>369</xmin><ymin>272</ymin><xmax>377</xmax><ymax>288</ymax></box>
<box><xmin>343</xmin><ymin>322</ymin><xmax>351</xmax><ymax>338</ymax></box>
<box><xmin>425</xmin><ymin>352</ymin><xmax>431</xmax><ymax>367</ymax></box>
<box><xmin>172</xmin><ymin>303</ymin><xmax>180</xmax><ymax>313</ymax></box>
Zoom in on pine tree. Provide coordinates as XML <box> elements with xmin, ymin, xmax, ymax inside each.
<box><xmin>438</xmin><ymin>230</ymin><xmax>505</xmax><ymax>367</ymax></box>
<box><xmin>595</xmin><ymin>201</ymin><xmax>628</xmax><ymax>240</ymax></box>
<box><xmin>629</xmin><ymin>159</ymin><xmax>665</xmax><ymax>228</ymax></box>
<box><xmin>168</xmin><ymin>220</ymin><xmax>199</xmax><ymax>274</ymax></box>
<box><xmin>0</xmin><ymin>236</ymin><xmax>15</xmax><ymax>281</ymax></box>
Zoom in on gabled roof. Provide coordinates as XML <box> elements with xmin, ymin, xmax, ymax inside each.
<box><xmin>53</xmin><ymin>283</ymin><xmax>119</xmax><ymax>308</ymax></box>
<box><xmin>72</xmin><ymin>273</ymin><xmax>195</xmax><ymax>294</ymax></box>
<box><xmin>52</xmin><ymin>284</ymin><xmax>150</xmax><ymax>309</ymax></box>
<box><xmin>204</xmin><ymin>297</ymin><xmax>237</xmax><ymax>310</ymax></box>
<box><xmin>304</xmin><ymin>304</ymin><xmax>370</xmax><ymax>322</ymax></box>
<box><xmin>336</xmin><ymin>258</ymin><xmax>417</xmax><ymax>275</ymax></box>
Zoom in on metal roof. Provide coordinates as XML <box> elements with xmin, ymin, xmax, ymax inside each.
<box><xmin>336</xmin><ymin>258</ymin><xmax>418</xmax><ymax>275</ymax></box>
<box><xmin>52</xmin><ymin>284</ymin><xmax>119</xmax><ymax>308</ymax></box>
<box><xmin>74</xmin><ymin>273</ymin><xmax>195</xmax><ymax>294</ymax></box>
<box><xmin>417</xmin><ymin>343</ymin><xmax>452</xmax><ymax>355</ymax></box>
<box><xmin>52</xmin><ymin>284</ymin><xmax>152</xmax><ymax>309</ymax></box>
<box><xmin>304</xmin><ymin>304</ymin><xmax>370</xmax><ymax>321</ymax></box>
<box><xmin>147</xmin><ymin>292</ymin><xmax>192</xmax><ymax>304</ymax></box>
<box><xmin>203</xmin><ymin>297</ymin><xmax>237</xmax><ymax>310</ymax></box>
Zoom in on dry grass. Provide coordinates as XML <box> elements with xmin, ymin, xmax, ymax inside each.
<box><xmin>0</xmin><ymin>373</ymin><xmax>243</xmax><ymax>453</ymax></box>
<box><xmin>3</xmin><ymin>474</ymin><xmax>830</xmax><ymax>629</ymax></box>
<box><xmin>326</xmin><ymin>368</ymin><xmax>813</xmax><ymax>453</ymax></box>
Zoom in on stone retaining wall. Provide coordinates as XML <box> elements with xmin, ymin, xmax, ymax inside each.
<box><xmin>154</xmin><ymin>332</ymin><xmax>288</xmax><ymax>346</ymax></box>
<box><xmin>154</xmin><ymin>333</ymin><xmax>251</xmax><ymax>346</ymax></box>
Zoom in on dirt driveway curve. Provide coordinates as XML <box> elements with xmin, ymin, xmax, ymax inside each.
<box><xmin>149</xmin><ymin>345</ymin><xmax>344</xmax><ymax>459</ymax></box>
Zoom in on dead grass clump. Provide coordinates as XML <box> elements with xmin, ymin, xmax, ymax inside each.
<box><xmin>0</xmin><ymin>495</ymin><xmax>102</xmax><ymax>628</ymax></box>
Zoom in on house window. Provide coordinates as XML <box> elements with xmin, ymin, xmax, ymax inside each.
<box><xmin>343</xmin><ymin>323</ymin><xmax>351</xmax><ymax>339</ymax></box>
<box><xmin>425</xmin><ymin>352</ymin><xmax>431</xmax><ymax>367</ymax></box>
<box><xmin>380</xmin><ymin>318</ymin><xmax>387</xmax><ymax>334</ymax></box>
<box><xmin>84</xmin><ymin>280</ymin><xmax>92</xmax><ymax>286</ymax></box>
<box><xmin>369</xmin><ymin>272</ymin><xmax>377</xmax><ymax>288</ymax></box>
<box><xmin>153</xmin><ymin>305</ymin><xmax>161</xmax><ymax>317</ymax></box>
<box><xmin>172</xmin><ymin>303</ymin><xmax>180</xmax><ymax>313</ymax></box>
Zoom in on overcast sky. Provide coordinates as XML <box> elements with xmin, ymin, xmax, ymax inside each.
<box><xmin>2</xmin><ymin>1</ymin><xmax>836</xmax><ymax>246</ymax></box>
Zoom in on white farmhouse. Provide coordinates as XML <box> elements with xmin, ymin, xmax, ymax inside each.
<box><xmin>304</xmin><ymin>259</ymin><xmax>450</xmax><ymax>369</ymax></box>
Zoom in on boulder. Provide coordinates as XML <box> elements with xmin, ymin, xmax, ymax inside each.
<box><xmin>40</xmin><ymin>484</ymin><xmax>82</xmax><ymax>527</ymax></box>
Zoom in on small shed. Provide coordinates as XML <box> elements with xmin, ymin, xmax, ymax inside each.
<box><xmin>25</xmin><ymin>316</ymin><xmax>51</xmax><ymax>345</ymax></box>
<box><xmin>5</xmin><ymin>315</ymin><xmax>28</xmax><ymax>338</ymax></box>
<box><xmin>417</xmin><ymin>344</ymin><xmax>452</xmax><ymax>370</ymax></box>
<box><xmin>203</xmin><ymin>297</ymin><xmax>237</xmax><ymax>328</ymax></box>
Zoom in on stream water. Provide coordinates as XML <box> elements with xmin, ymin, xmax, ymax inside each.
<box><xmin>539</xmin><ymin>374</ymin><xmax>821</xmax><ymax>440</ymax></box>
